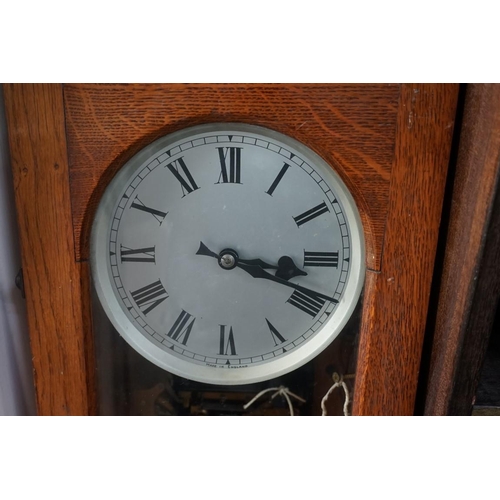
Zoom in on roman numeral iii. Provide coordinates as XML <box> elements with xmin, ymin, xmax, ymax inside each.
<box><xmin>130</xmin><ymin>279</ymin><xmax>168</xmax><ymax>315</ymax></box>
<box><xmin>287</xmin><ymin>290</ymin><xmax>326</xmax><ymax>317</ymax></box>
<box><xmin>120</xmin><ymin>245</ymin><xmax>156</xmax><ymax>263</ymax></box>
<box><xmin>216</xmin><ymin>147</ymin><xmax>242</xmax><ymax>184</ymax></box>
<box><xmin>293</xmin><ymin>201</ymin><xmax>330</xmax><ymax>227</ymax></box>
<box><xmin>165</xmin><ymin>157</ymin><xmax>199</xmax><ymax>196</ymax></box>
<box><xmin>218</xmin><ymin>325</ymin><xmax>237</xmax><ymax>355</ymax></box>
<box><xmin>304</xmin><ymin>251</ymin><xmax>339</xmax><ymax>268</ymax></box>
<box><xmin>167</xmin><ymin>310</ymin><xmax>196</xmax><ymax>345</ymax></box>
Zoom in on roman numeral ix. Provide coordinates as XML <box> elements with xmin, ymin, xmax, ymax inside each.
<box><xmin>130</xmin><ymin>279</ymin><xmax>168</xmax><ymax>315</ymax></box>
<box><xmin>287</xmin><ymin>290</ymin><xmax>326</xmax><ymax>317</ymax></box>
<box><xmin>165</xmin><ymin>157</ymin><xmax>199</xmax><ymax>196</ymax></box>
<box><xmin>216</xmin><ymin>147</ymin><xmax>242</xmax><ymax>184</ymax></box>
<box><xmin>120</xmin><ymin>245</ymin><xmax>156</xmax><ymax>263</ymax></box>
<box><xmin>218</xmin><ymin>325</ymin><xmax>237</xmax><ymax>355</ymax></box>
<box><xmin>293</xmin><ymin>201</ymin><xmax>330</xmax><ymax>227</ymax></box>
<box><xmin>304</xmin><ymin>251</ymin><xmax>339</xmax><ymax>268</ymax></box>
<box><xmin>167</xmin><ymin>310</ymin><xmax>196</xmax><ymax>345</ymax></box>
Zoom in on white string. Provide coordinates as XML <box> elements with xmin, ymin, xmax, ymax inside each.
<box><xmin>243</xmin><ymin>386</ymin><xmax>306</xmax><ymax>416</ymax></box>
<box><xmin>321</xmin><ymin>373</ymin><xmax>351</xmax><ymax>416</ymax></box>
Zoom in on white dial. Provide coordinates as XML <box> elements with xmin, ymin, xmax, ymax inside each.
<box><xmin>91</xmin><ymin>123</ymin><xmax>365</xmax><ymax>384</ymax></box>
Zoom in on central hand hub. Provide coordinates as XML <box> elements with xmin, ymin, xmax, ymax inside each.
<box><xmin>218</xmin><ymin>248</ymin><xmax>239</xmax><ymax>270</ymax></box>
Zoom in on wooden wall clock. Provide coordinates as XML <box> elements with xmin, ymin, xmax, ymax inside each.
<box><xmin>3</xmin><ymin>83</ymin><xmax>458</xmax><ymax>416</ymax></box>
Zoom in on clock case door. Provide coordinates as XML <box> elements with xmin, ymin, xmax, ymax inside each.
<box><xmin>4</xmin><ymin>84</ymin><xmax>458</xmax><ymax>415</ymax></box>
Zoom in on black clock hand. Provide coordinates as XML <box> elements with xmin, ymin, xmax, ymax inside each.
<box><xmin>235</xmin><ymin>262</ymin><xmax>338</xmax><ymax>304</ymax></box>
<box><xmin>275</xmin><ymin>256</ymin><xmax>308</xmax><ymax>281</ymax></box>
<box><xmin>196</xmin><ymin>242</ymin><xmax>278</xmax><ymax>269</ymax></box>
<box><xmin>196</xmin><ymin>241</ymin><xmax>219</xmax><ymax>259</ymax></box>
<box><xmin>196</xmin><ymin>242</ymin><xmax>326</xmax><ymax>301</ymax></box>
<box><xmin>238</xmin><ymin>258</ymin><xmax>278</xmax><ymax>269</ymax></box>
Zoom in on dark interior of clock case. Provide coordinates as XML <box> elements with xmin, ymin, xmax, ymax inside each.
<box><xmin>91</xmin><ymin>285</ymin><xmax>363</xmax><ymax>416</ymax></box>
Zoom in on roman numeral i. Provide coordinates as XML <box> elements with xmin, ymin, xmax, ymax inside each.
<box><xmin>266</xmin><ymin>162</ymin><xmax>290</xmax><ymax>196</ymax></box>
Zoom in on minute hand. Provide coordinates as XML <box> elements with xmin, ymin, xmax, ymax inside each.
<box><xmin>236</xmin><ymin>262</ymin><xmax>338</xmax><ymax>304</ymax></box>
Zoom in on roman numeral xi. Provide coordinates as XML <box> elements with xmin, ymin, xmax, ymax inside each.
<box><xmin>165</xmin><ymin>157</ymin><xmax>199</xmax><ymax>196</ymax></box>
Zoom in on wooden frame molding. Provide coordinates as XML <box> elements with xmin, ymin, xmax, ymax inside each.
<box><xmin>3</xmin><ymin>84</ymin><xmax>93</xmax><ymax>415</ymax></box>
<box><xmin>3</xmin><ymin>83</ymin><xmax>458</xmax><ymax>415</ymax></box>
<box><xmin>423</xmin><ymin>84</ymin><xmax>500</xmax><ymax>415</ymax></box>
<box><xmin>353</xmin><ymin>84</ymin><xmax>459</xmax><ymax>415</ymax></box>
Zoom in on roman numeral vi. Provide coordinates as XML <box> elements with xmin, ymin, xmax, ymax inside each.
<box><xmin>218</xmin><ymin>325</ymin><xmax>237</xmax><ymax>355</ymax></box>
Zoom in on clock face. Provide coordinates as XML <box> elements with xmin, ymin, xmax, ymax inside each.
<box><xmin>91</xmin><ymin>123</ymin><xmax>365</xmax><ymax>385</ymax></box>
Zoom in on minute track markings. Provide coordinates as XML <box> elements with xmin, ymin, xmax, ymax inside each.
<box><xmin>106</xmin><ymin>130</ymin><xmax>354</xmax><ymax>370</ymax></box>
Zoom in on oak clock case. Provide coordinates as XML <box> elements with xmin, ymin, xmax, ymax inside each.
<box><xmin>91</xmin><ymin>123</ymin><xmax>365</xmax><ymax>414</ymax></box>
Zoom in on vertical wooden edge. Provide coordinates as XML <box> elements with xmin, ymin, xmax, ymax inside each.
<box><xmin>80</xmin><ymin>261</ymin><xmax>98</xmax><ymax>415</ymax></box>
<box><xmin>3</xmin><ymin>84</ymin><xmax>92</xmax><ymax>415</ymax></box>
<box><xmin>353</xmin><ymin>84</ymin><xmax>459</xmax><ymax>415</ymax></box>
<box><xmin>423</xmin><ymin>84</ymin><xmax>500</xmax><ymax>415</ymax></box>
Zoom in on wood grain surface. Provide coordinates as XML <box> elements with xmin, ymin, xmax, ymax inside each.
<box><xmin>353</xmin><ymin>84</ymin><xmax>459</xmax><ymax>415</ymax></box>
<box><xmin>63</xmin><ymin>84</ymin><xmax>400</xmax><ymax>270</ymax></box>
<box><xmin>423</xmin><ymin>84</ymin><xmax>500</xmax><ymax>415</ymax></box>
<box><xmin>3</xmin><ymin>84</ymin><xmax>92</xmax><ymax>415</ymax></box>
<box><xmin>4</xmin><ymin>83</ymin><xmax>459</xmax><ymax>415</ymax></box>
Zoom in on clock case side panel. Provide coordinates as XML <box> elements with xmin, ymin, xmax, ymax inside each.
<box><xmin>353</xmin><ymin>84</ymin><xmax>459</xmax><ymax>416</ymax></box>
<box><xmin>3</xmin><ymin>84</ymin><xmax>95</xmax><ymax>416</ymax></box>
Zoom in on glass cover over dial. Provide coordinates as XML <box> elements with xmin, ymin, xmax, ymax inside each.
<box><xmin>91</xmin><ymin>123</ymin><xmax>365</xmax><ymax>385</ymax></box>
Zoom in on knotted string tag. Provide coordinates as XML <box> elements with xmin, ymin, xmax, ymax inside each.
<box><xmin>321</xmin><ymin>372</ymin><xmax>353</xmax><ymax>416</ymax></box>
<box><xmin>243</xmin><ymin>386</ymin><xmax>306</xmax><ymax>416</ymax></box>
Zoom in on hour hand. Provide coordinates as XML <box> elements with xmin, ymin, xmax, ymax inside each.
<box><xmin>196</xmin><ymin>242</ymin><xmax>278</xmax><ymax>270</ymax></box>
<box><xmin>238</xmin><ymin>257</ymin><xmax>278</xmax><ymax>269</ymax></box>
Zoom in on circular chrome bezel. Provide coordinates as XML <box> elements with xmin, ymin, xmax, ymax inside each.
<box><xmin>91</xmin><ymin>123</ymin><xmax>365</xmax><ymax>385</ymax></box>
